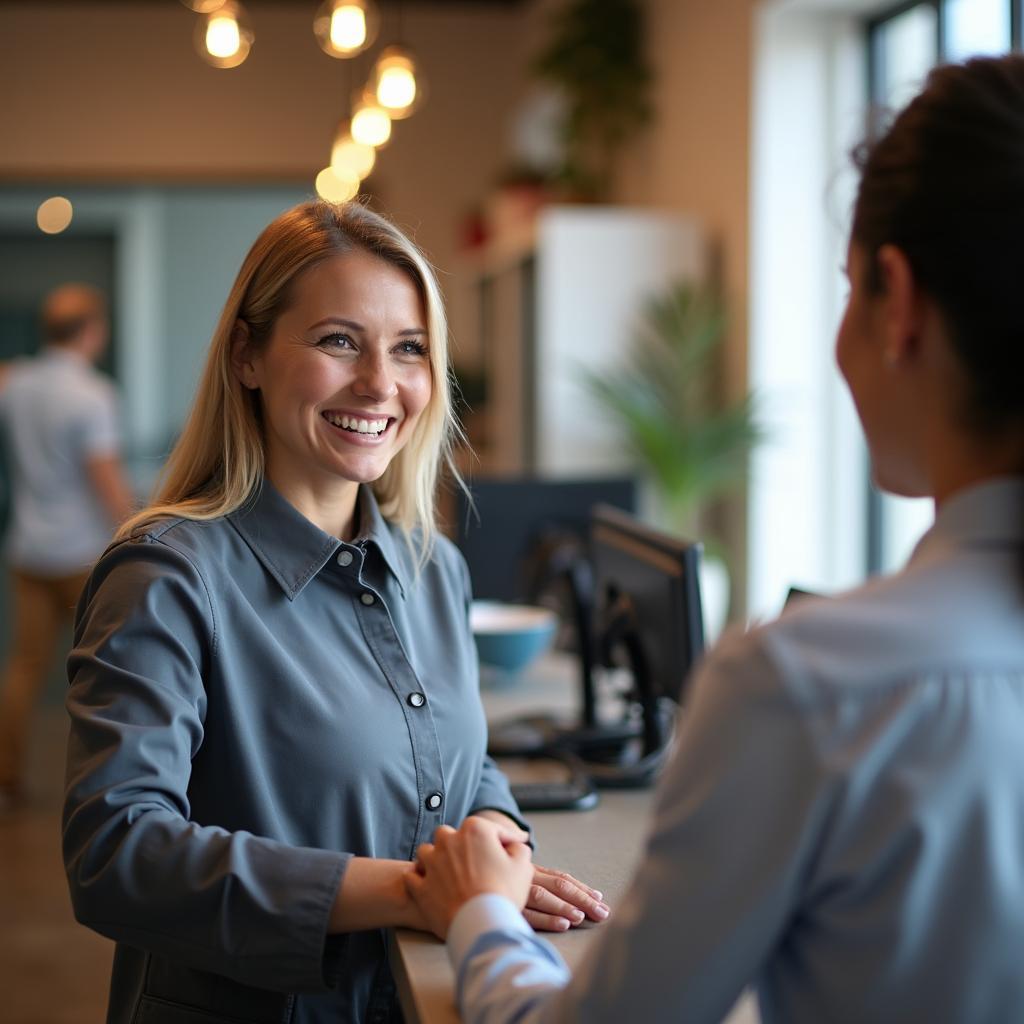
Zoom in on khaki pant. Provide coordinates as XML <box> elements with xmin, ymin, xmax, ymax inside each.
<box><xmin>0</xmin><ymin>568</ymin><xmax>90</xmax><ymax>793</ymax></box>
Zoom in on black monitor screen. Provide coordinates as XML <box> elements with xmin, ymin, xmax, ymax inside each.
<box><xmin>454</xmin><ymin>476</ymin><xmax>637</xmax><ymax>603</ymax></box>
<box><xmin>590</xmin><ymin>505</ymin><xmax>705</xmax><ymax>708</ymax></box>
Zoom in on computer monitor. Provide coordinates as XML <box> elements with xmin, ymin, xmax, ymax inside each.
<box><xmin>589</xmin><ymin>505</ymin><xmax>705</xmax><ymax>764</ymax></box>
<box><xmin>453</xmin><ymin>475</ymin><xmax>637</xmax><ymax>604</ymax></box>
<box><xmin>488</xmin><ymin>504</ymin><xmax>706</xmax><ymax>790</ymax></box>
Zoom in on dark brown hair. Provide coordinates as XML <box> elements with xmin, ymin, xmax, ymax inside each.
<box><xmin>852</xmin><ymin>55</ymin><xmax>1024</xmax><ymax>433</ymax></box>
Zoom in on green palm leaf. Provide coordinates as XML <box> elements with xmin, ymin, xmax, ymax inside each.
<box><xmin>581</xmin><ymin>282</ymin><xmax>765</xmax><ymax>525</ymax></box>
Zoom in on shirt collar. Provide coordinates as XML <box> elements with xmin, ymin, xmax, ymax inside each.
<box><xmin>227</xmin><ymin>479</ymin><xmax>411</xmax><ymax>600</ymax></box>
<box><xmin>352</xmin><ymin>485</ymin><xmax>413</xmax><ymax>599</ymax></box>
<box><xmin>42</xmin><ymin>345</ymin><xmax>89</xmax><ymax>368</ymax></box>
<box><xmin>909</xmin><ymin>475</ymin><xmax>1024</xmax><ymax>568</ymax></box>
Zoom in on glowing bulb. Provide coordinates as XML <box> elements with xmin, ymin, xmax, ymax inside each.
<box><xmin>331</xmin><ymin>134</ymin><xmax>376</xmax><ymax>180</ymax></box>
<box><xmin>351</xmin><ymin>102</ymin><xmax>391</xmax><ymax>147</ymax></box>
<box><xmin>194</xmin><ymin>2</ymin><xmax>253</xmax><ymax>69</ymax></box>
<box><xmin>37</xmin><ymin>196</ymin><xmax>73</xmax><ymax>235</ymax></box>
<box><xmin>206</xmin><ymin>15</ymin><xmax>241</xmax><ymax>58</ymax></box>
<box><xmin>372</xmin><ymin>48</ymin><xmax>423</xmax><ymax>119</ymax></box>
<box><xmin>331</xmin><ymin>6</ymin><xmax>366</xmax><ymax>52</ymax></box>
<box><xmin>378</xmin><ymin>64</ymin><xmax>416</xmax><ymax>110</ymax></box>
<box><xmin>315</xmin><ymin>166</ymin><xmax>360</xmax><ymax>203</ymax></box>
<box><xmin>314</xmin><ymin>0</ymin><xmax>378</xmax><ymax>59</ymax></box>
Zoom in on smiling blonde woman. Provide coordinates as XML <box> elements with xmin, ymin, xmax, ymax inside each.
<box><xmin>62</xmin><ymin>200</ymin><xmax>607</xmax><ymax>1024</ymax></box>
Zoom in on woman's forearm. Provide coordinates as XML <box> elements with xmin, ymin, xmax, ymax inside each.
<box><xmin>328</xmin><ymin>857</ymin><xmax>419</xmax><ymax>933</ymax></box>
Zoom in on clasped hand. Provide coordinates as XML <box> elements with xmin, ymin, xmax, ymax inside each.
<box><xmin>405</xmin><ymin>817</ymin><xmax>611</xmax><ymax>939</ymax></box>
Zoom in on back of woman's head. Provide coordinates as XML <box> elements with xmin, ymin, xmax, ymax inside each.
<box><xmin>852</xmin><ymin>55</ymin><xmax>1024</xmax><ymax>432</ymax></box>
<box><xmin>118</xmin><ymin>199</ymin><xmax>458</xmax><ymax>557</ymax></box>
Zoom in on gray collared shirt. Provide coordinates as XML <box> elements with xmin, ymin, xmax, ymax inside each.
<box><xmin>444</xmin><ymin>476</ymin><xmax>1024</xmax><ymax>1024</ymax></box>
<box><xmin>63</xmin><ymin>480</ymin><xmax>525</xmax><ymax>1024</ymax></box>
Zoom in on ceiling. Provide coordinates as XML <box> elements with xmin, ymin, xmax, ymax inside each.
<box><xmin>0</xmin><ymin>0</ymin><xmax>526</xmax><ymax>6</ymax></box>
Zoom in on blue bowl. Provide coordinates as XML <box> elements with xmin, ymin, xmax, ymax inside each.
<box><xmin>470</xmin><ymin>602</ymin><xmax>558</xmax><ymax>674</ymax></box>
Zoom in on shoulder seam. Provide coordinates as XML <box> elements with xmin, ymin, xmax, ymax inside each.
<box><xmin>146</xmin><ymin>531</ymin><xmax>220</xmax><ymax>661</ymax></box>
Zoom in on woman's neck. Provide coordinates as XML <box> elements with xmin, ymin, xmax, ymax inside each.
<box><xmin>265</xmin><ymin>465</ymin><xmax>361</xmax><ymax>539</ymax></box>
<box><xmin>929</xmin><ymin>426</ymin><xmax>1024</xmax><ymax>510</ymax></box>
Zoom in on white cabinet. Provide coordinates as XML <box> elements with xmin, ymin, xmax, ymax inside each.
<box><xmin>465</xmin><ymin>205</ymin><xmax>705</xmax><ymax>476</ymax></box>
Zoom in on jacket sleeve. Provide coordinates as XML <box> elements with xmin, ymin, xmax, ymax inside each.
<box><xmin>62</xmin><ymin>537</ymin><xmax>349</xmax><ymax>993</ymax></box>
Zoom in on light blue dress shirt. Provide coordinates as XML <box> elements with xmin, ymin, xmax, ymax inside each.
<box><xmin>446</xmin><ymin>477</ymin><xmax>1024</xmax><ymax>1024</ymax></box>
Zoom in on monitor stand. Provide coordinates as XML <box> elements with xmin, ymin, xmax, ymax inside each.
<box><xmin>487</xmin><ymin>586</ymin><xmax>672</xmax><ymax>790</ymax></box>
<box><xmin>487</xmin><ymin>606</ymin><xmax>671</xmax><ymax>782</ymax></box>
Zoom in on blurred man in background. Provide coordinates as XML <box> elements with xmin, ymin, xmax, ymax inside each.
<box><xmin>0</xmin><ymin>283</ymin><xmax>134</xmax><ymax>809</ymax></box>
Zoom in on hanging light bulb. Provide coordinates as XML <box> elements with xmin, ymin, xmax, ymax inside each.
<box><xmin>178</xmin><ymin>0</ymin><xmax>224</xmax><ymax>12</ymax></box>
<box><xmin>372</xmin><ymin>46</ymin><xmax>424</xmax><ymax>120</ymax></box>
<box><xmin>315</xmin><ymin>165</ymin><xmax>361</xmax><ymax>203</ymax></box>
<box><xmin>194</xmin><ymin>1</ymin><xmax>253</xmax><ymax>69</ymax></box>
<box><xmin>331</xmin><ymin>127</ymin><xmax>376</xmax><ymax>181</ymax></box>
<box><xmin>37</xmin><ymin>197</ymin><xmax>73</xmax><ymax>235</ymax></box>
<box><xmin>313</xmin><ymin>0</ymin><xmax>379</xmax><ymax>59</ymax></box>
<box><xmin>351</xmin><ymin>95</ymin><xmax>392</xmax><ymax>148</ymax></box>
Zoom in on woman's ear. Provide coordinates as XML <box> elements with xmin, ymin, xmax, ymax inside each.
<box><xmin>875</xmin><ymin>245</ymin><xmax>924</xmax><ymax>366</ymax></box>
<box><xmin>230</xmin><ymin>320</ymin><xmax>259</xmax><ymax>390</ymax></box>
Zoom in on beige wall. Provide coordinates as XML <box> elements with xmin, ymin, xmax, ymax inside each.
<box><xmin>0</xmin><ymin>0</ymin><xmax>757</xmax><ymax>380</ymax></box>
<box><xmin>618</xmin><ymin>0</ymin><xmax>756</xmax><ymax>397</ymax></box>
<box><xmin>617</xmin><ymin>0</ymin><xmax>758</xmax><ymax>608</ymax></box>
<box><xmin>0</xmin><ymin>1</ymin><xmax>529</xmax><ymax>285</ymax></box>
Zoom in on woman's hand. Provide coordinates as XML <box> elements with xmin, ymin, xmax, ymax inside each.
<box><xmin>523</xmin><ymin>863</ymin><xmax>610</xmax><ymax>932</ymax></box>
<box><xmin>467</xmin><ymin>809</ymin><xmax>611</xmax><ymax>930</ymax></box>
<box><xmin>406</xmin><ymin>818</ymin><xmax>534</xmax><ymax>939</ymax></box>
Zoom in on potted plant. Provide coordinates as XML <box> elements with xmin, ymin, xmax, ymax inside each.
<box><xmin>532</xmin><ymin>0</ymin><xmax>651</xmax><ymax>201</ymax></box>
<box><xmin>582</xmin><ymin>282</ymin><xmax>764</xmax><ymax>636</ymax></box>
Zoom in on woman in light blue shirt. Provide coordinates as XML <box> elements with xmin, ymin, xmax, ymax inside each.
<box><xmin>406</xmin><ymin>55</ymin><xmax>1024</xmax><ymax>1024</ymax></box>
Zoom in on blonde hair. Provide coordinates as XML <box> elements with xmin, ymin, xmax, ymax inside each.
<box><xmin>117</xmin><ymin>200</ymin><xmax>462</xmax><ymax>563</ymax></box>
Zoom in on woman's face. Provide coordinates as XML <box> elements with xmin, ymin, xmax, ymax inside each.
<box><xmin>239</xmin><ymin>251</ymin><xmax>432</xmax><ymax>504</ymax></box>
<box><xmin>835</xmin><ymin>240</ymin><xmax>928</xmax><ymax>497</ymax></box>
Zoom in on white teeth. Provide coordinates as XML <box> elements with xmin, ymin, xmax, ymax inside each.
<box><xmin>325</xmin><ymin>413</ymin><xmax>388</xmax><ymax>435</ymax></box>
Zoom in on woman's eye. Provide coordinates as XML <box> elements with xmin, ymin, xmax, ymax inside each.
<box><xmin>317</xmin><ymin>333</ymin><xmax>354</xmax><ymax>351</ymax></box>
<box><xmin>397</xmin><ymin>340</ymin><xmax>428</xmax><ymax>357</ymax></box>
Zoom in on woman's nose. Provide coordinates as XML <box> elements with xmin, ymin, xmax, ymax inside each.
<box><xmin>353</xmin><ymin>352</ymin><xmax>398</xmax><ymax>402</ymax></box>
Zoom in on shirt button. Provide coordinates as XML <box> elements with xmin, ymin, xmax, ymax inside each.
<box><xmin>425</xmin><ymin>792</ymin><xmax>443</xmax><ymax>811</ymax></box>
<box><xmin>407</xmin><ymin>692</ymin><xmax>426</xmax><ymax>708</ymax></box>
<box><xmin>360</xmin><ymin>592</ymin><xmax>375</xmax><ymax>606</ymax></box>
<box><xmin>337</xmin><ymin>550</ymin><xmax>354</xmax><ymax>567</ymax></box>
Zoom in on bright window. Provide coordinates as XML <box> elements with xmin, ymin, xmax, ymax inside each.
<box><xmin>749</xmin><ymin>0</ymin><xmax>1018</xmax><ymax>619</ymax></box>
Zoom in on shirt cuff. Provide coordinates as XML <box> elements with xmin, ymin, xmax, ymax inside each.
<box><xmin>448</xmin><ymin>893</ymin><xmax>531</xmax><ymax>970</ymax></box>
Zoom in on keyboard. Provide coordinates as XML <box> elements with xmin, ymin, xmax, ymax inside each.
<box><xmin>511</xmin><ymin>778</ymin><xmax>599</xmax><ymax>812</ymax></box>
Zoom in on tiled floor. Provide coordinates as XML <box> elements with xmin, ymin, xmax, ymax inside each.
<box><xmin>1</xmin><ymin>708</ymin><xmax>111</xmax><ymax>1023</ymax></box>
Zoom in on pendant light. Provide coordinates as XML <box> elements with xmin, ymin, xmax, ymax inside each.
<box><xmin>194</xmin><ymin>1</ymin><xmax>253</xmax><ymax>69</ymax></box>
<box><xmin>350</xmin><ymin>93</ymin><xmax>392</xmax><ymax>148</ymax></box>
<box><xmin>372</xmin><ymin>46</ymin><xmax>423</xmax><ymax>120</ymax></box>
<box><xmin>315</xmin><ymin>165</ymin><xmax>361</xmax><ymax>203</ymax></box>
<box><xmin>314</xmin><ymin>0</ymin><xmax>379</xmax><ymax>59</ymax></box>
<box><xmin>331</xmin><ymin>125</ymin><xmax>377</xmax><ymax>181</ymax></box>
<box><xmin>37</xmin><ymin>197</ymin><xmax>73</xmax><ymax>235</ymax></box>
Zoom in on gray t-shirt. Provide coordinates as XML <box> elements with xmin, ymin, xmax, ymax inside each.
<box><xmin>0</xmin><ymin>347</ymin><xmax>120</xmax><ymax>575</ymax></box>
<box><xmin>63</xmin><ymin>480</ymin><xmax>525</xmax><ymax>1024</ymax></box>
